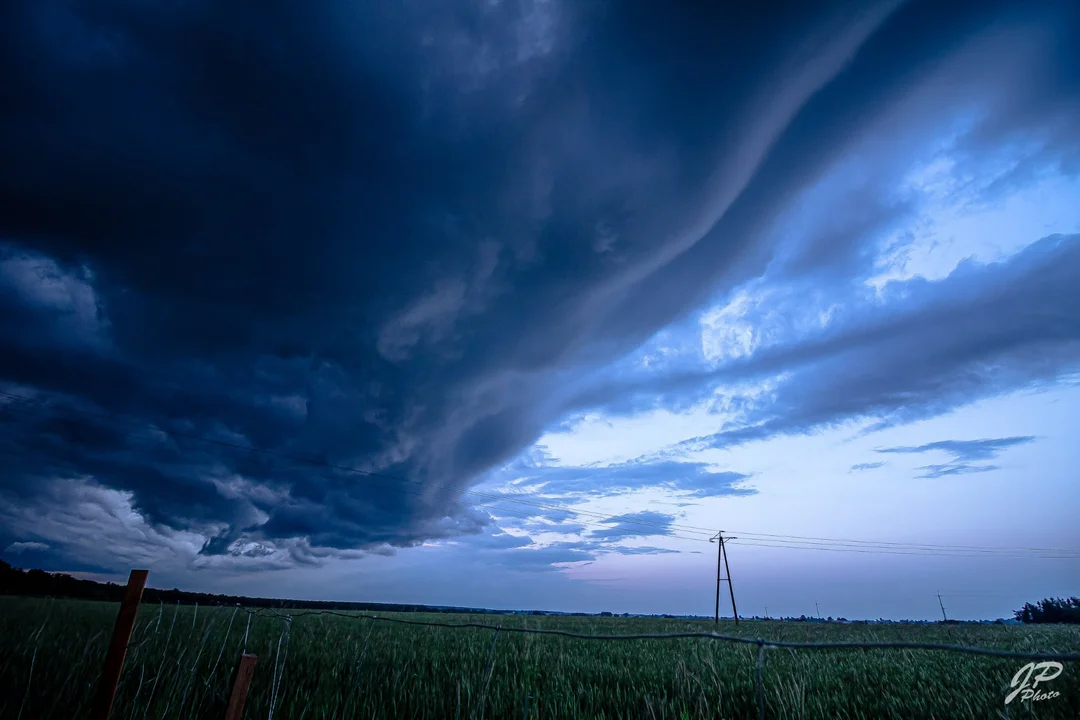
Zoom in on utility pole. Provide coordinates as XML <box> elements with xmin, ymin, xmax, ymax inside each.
<box><xmin>936</xmin><ymin>593</ymin><xmax>948</xmax><ymax>622</ymax></box>
<box><xmin>710</xmin><ymin>531</ymin><xmax>739</xmax><ymax>625</ymax></box>
<box><xmin>764</xmin><ymin>605</ymin><xmax>769</xmax><ymax>619</ymax></box>
<box><xmin>815</xmin><ymin>601</ymin><xmax>821</xmax><ymax>619</ymax></box>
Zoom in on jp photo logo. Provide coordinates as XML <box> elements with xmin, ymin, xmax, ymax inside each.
<box><xmin>1004</xmin><ymin>661</ymin><xmax>1063</xmax><ymax>705</ymax></box>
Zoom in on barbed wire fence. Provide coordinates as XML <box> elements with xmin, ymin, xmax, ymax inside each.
<box><xmin>232</xmin><ymin>606</ymin><xmax>1080</xmax><ymax>720</ymax></box>
<box><xmin>48</xmin><ymin>570</ymin><xmax>1078</xmax><ymax>719</ymax></box>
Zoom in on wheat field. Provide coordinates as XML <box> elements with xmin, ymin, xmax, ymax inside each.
<box><xmin>1</xmin><ymin>597</ymin><xmax>1078</xmax><ymax>719</ymax></box>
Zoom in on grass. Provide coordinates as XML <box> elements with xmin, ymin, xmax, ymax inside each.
<box><xmin>0</xmin><ymin>597</ymin><xmax>1078</xmax><ymax>719</ymax></box>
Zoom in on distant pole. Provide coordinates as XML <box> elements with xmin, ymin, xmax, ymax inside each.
<box><xmin>91</xmin><ymin>569</ymin><xmax>149</xmax><ymax>720</ymax></box>
<box><xmin>936</xmin><ymin>593</ymin><xmax>948</xmax><ymax>622</ymax></box>
<box><xmin>712</xmin><ymin>526</ymin><xmax>721</xmax><ymax>621</ymax></box>
<box><xmin>710</xmin><ymin>531</ymin><xmax>740</xmax><ymax>625</ymax></box>
<box><xmin>764</xmin><ymin>605</ymin><xmax>769</xmax><ymax>619</ymax></box>
<box><xmin>722</xmin><ymin>535</ymin><xmax>739</xmax><ymax>626</ymax></box>
<box><xmin>815</xmin><ymin>601</ymin><xmax>820</xmax><ymax>619</ymax></box>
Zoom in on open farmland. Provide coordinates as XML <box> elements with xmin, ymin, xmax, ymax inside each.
<box><xmin>1</xmin><ymin>597</ymin><xmax>1078</xmax><ymax>719</ymax></box>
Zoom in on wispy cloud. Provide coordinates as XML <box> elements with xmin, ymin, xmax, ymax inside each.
<box><xmin>605</xmin><ymin>546</ymin><xmax>680</xmax><ymax>556</ymax></box>
<box><xmin>876</xmin><ymin>436</ymin><xmax>1036</xmax><ymax>462</ymax></box>
<box><xmin>589</xmin><ymin>511</ymin><xmax>676</xmax><ymax>541</ymax></box>
<box><xmin>876</xmin><ymin>436</ymin><xmax>1035</xmax><ymax>478</ymax></box>
<box><xmin>914</xmin><ymin>464</ymin><xmax>998</xmax><ymax>479</ymax></box>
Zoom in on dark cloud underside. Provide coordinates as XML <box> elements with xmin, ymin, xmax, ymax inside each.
<box><xmin>1</xmin><ymin>0</ymin><xmax>1077</xmax><ymax>570</ymax></box>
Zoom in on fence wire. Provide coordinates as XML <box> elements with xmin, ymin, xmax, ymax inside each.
<box><xmin>235</xmin><ymin>606</ymin><xmax>1080</xmax><ymax>720</ymax></box>
<box><xmin>239</xmin><ymin>606</ymin><xmax>1080</xmax><ymax>660</ymax></box>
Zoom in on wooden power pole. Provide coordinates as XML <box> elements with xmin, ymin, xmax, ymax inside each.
<box><xmin>710</xmin><ymin>531</ymin><xmax>739</xmax><ymax>625</ymax></box>
<box><xmin>936</xmin><ymin>593</ymin><xmax>948</xmax><ymax>622</ymax></box>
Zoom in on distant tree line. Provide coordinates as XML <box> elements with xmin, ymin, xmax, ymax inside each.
<box><xmin>0</xmin><ymin>560</ymin><xmax>497</xmax><ymax>614</ymax></box>
<box><xmin>1014</xmin><ymin>597</ymin><xmax>1080</xmax><ymax>624</ymax></box>
<box><xmin>5</xmin><ymin>561</ymin><xmax>1078</xmax><ymax>623</ymax></box>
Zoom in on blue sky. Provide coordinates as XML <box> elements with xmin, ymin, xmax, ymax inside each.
<box><xmin>0</xmin><ymin>0</ymin><xmax>1078</xmax><ymax>621</ymax></box>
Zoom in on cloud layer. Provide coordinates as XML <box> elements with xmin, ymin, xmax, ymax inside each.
<box><xmin>1</xmin><ymin>0</ymin><xmax>1078</xmax><ymax>574</ymax></box>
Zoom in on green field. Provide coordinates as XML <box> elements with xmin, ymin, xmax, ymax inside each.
<box><xmin>1</xmin><ymin>597</ymin><xmax>1078</xmax><ymax>719</ymax></box>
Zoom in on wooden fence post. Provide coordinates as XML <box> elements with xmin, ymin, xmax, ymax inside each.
<box><xmin>91</xmin><ymin>569</ymin><xmax>149</xmax><ymax>720</ymax></box>
<box><xmin>224</xmin><ymin>653</ymin><xmax>258</xmax><ymax>720</ymax></box>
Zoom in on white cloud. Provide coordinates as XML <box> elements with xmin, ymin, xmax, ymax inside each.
<box><xmin>870</xmin><ymin>158</ymin><xmax>1080</xmax><ymax>288</ymax></box>
<box><xmin>0</xmin><ymin>247</ymin><xmax>111</xmax><ymax>350</ymax></box>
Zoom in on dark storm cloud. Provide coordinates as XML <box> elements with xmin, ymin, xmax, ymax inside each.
<box><xmin>875</xmin><ymin>436</ymin><xmax>1035</xmax><ymax>479</ymax></box>
<box><xmin>2</xmin><ymin>0</ymin><xmax>1077</xmax><ymax>570</ymax></box>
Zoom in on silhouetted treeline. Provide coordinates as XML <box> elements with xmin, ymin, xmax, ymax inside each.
<box><xmin>1014</xmin><ymin>597</ymin><xmax>1080</xmax><ymax>624</ymax></box>
<box><xmin>9</xmin><ymin>561</ymin><xmax>1073</xmax><ymax>623</ymax></box>
<box><xmin>0</xmin><ymin>560</ymin><xmax>499</xmax><ymax>614</ymax></box>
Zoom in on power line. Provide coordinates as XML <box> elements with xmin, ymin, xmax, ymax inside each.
<box><xmin>728</xmin><ymin>539</ymin><xmax>1080</xmax><ymax>560</ymax></box>
<box><xmin>725</xmin><ymin>535</ymin><xmax>1079</xmax><ymax>557</ymax></box>
<box><xmin>726</xmin><ymin>539</ymin><xmax>1079</xmax><ymax>560</ymax></box>
<box><xmin>710</xmin><ymin>530</ymin><xmax>739</xmax><ymax>625</ymax></box>
<box><xmin>725</xmin><ymin>529</ymin><xmax>1075</xmax><ymax>554</ymax></box>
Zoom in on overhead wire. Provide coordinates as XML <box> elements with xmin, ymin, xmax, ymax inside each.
<box><xmin>725</xmin><ymin>539</ymin><xmax>1080</xmax><ymax>560</ymax></box>
<box><xmin>717</xmin><ymin>533</ymin><xmax>1071</xmax><ymax>557</ymax></box>
<box><xmin>723</xmin><ymin>535</ymin><xmax>1079</xmax><ymax>556</ymax></box>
